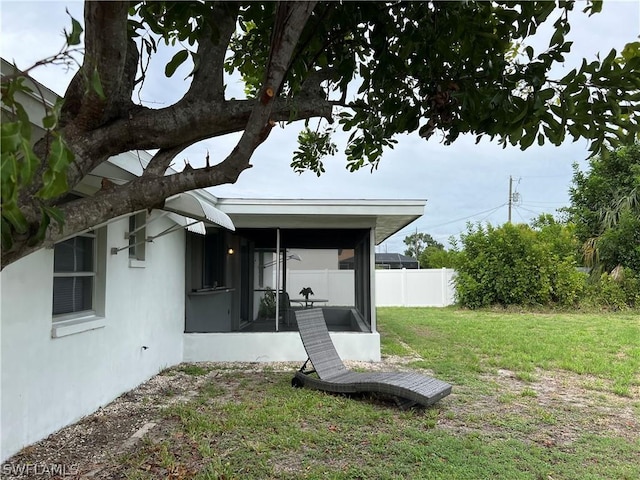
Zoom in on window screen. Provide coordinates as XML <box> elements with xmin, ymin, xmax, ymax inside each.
<box><xmin>53</xmin><ymin>235</ymin><xmax>95</xmax><ymax>316</ymax></box>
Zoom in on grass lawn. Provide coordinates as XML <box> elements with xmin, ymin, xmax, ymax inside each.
<box><xmin>7</xmin><ymin>308</ymin><xmax>638</xmax><ymax>479</ymax></box>
<box><xmin>379</xmin><ymin>307</ymin><xmax>640</xmax><ymax>397</ymax></box>
<box><xmin>113</xmin><ymin>308</ymin><xmax>639</xmax><ymax>479</ymax></box>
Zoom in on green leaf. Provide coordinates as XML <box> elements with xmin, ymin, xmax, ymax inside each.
<box><xmin>38</xmin><ymin>170</ymin><xmax>68</xmax><ymax>199</ymax></box>
<box><xmin>43</xmin><ymin>115</ymin><xmax>56</xmax><ymax>129</ymax></box>
<box><xmin>14</xmin><ymin>103</ymin><xmax>31</xmax><ymax>139</ymax></box>
<box><xmin>0</xmin><ymin>217</ymin><xmax>13</xmax><ymax>251</ymax></box>
<box><xmin>18</xmin><ymin>138</ymin><xmax>40</xmax><ymax>186</ymax></box>
<box><xmin>584</xmin><ymin>0</ymin><xmax>603</xmax><ymax>16</ymax></box>
<box><xmin>525</xmin><ymin>46</ymin><xmax>534</xmax><ymax>60</ymax></box>
<box><xmin>520</xmin><ymin>126</ymin><xmax>538</xmax><ymax>149</ymax></box>
<box><xmin>30</xmin><ymin>209</ymin><xmax>51</xmax><ymax>246</ymax></box>
<box><xmin>2</xmin><ymin>202</ymin><xmax>29</xmax><ymax>234</ymax></box>
<box><xmin>1</xmin><ymin>122</ymin><xmax>22</xmax><ymax>153</ymax></box>
<box><xmin>621</xmin><ymin>42</ymin><xmax>640</xmax><ymax>62</ymax></box>
<box><xmin>37</xmin><ymin>135</ymin><xmax>73</xmax><ymax>199</ymax></box>
<box><xmin>165</xmin><ymin>49</ymin><xmax>189</xmax><ymax>77</ymax></box>
<box><xmin>65</xmin><ymin>9</ymin><xmax>83</xmax><ymax>46</ymax></box>
<box><xmin>43</xmin><ymin>206</ymin><xmax>65</xmax><ymax>233</ymax></box>
<box><xmin>549</xmin><ymin>26</ymin><xmax>564</xmax><ymax>48</ymax></box>
<box><xmin>47</xmin><ymin>135</ymin><xmax>73</xmax><ymax>173</ymax></box>
<box><xmin>1</xmin><ymin>151</ymin><xmax>18</xmax><ymax>185</ymax></box>
<box><xmin>91</xmin><ymin>68</ymin><xmax>106</xmax><ymax>100</ymax></box>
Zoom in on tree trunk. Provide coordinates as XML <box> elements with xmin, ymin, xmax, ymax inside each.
<box><xmin>2</xmin><ymin>1</ymin><xmax>321</xmax><ymax>269</ymax></box>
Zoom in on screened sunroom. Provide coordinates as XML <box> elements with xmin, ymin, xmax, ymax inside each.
<box><xmin>181</xmin><ymin>198</ymin><xmax>425</xmax><ymax>362</ymax></box>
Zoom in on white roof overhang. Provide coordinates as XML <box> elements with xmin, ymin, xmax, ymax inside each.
<box><xmin>164</xmin><ymin>192</ymin><xmax>235</xmax><ymax>231</ymax></box>
<box><xmin>216</xmin><ymin>198</ymin><xmax>425</xmax><ymax>244</ymax></box>
<box><xmin>165</xmin><ymin>212</ymin><xmax>207</xmax><ymax>235</ymax></box>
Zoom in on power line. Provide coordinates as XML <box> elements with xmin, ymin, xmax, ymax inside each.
<box><xmin>381</xmin><ymin>203</ymin><xmax>509</xmax><ymax>246</ymax></box>
<box><xmin>513</xmin><ymin>206</ymin><xmax>528</xmax><ymax>223</ymax></box>
<box><xmin>520</xmin><ymin>200</ymin><xmax>567</xmax><ymax>206</ymax></box>
<box><xmin>516</xmin><ymin>174</ymin><xmax>570</xmax><ymax>179</ymax></box>
<box><xmin>423</xmin><ymin>203</ymin><xmax>508</xmax><ymax>229</ymax></box>
<box><xmin>515</xmin><ymin>205</ymin><xmax>548</xmax><ymax>216</ymax></box>
<box><xmin>519</xmin><ymin>203</ymin><xmax>563</xmax><ymax>213</ymax></box>
<box><xmin>476</xmin><ymin>203</ymin><xmax>510</xmax><ymax>224</ymax></box>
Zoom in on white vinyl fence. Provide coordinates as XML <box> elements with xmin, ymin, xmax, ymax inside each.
<box><xmin>375</xmin><ymin>268</ymin><xmax>456</xmax><ymax>307</ymax></box>
<box><xmin>287</xmin><ymin>269</ymin><xmax>355</xmax><ymax>306</ymax></box>
<box><xmin>286</xmin><ymin>268</ymin><xmax>456</xmax><ymax>307</ymax></box>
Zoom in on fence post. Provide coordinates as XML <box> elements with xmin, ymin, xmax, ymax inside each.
<box><xmin>401</xmin><ymin>268</ymin><xmax>408</xmax><ymax>306</ymax></box>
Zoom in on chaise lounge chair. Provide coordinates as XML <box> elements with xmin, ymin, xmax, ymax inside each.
<box><xmin>292</xmin><ymin>309</ymin><xmax>452</xmax><ymax>408</ymax></box>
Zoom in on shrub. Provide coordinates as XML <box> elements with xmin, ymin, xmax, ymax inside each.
<box><xmin>550</xmin><ymin>260</ymin><xmax>587</xmax><ymax>306</ymax></box>
<box><xmin>581</xmin><ymin>268</ymin><xmax>640</xmax><ymax>310</ymax></box>
<box><xmin>419</xmin><ymin>246</ymin><xmax>458</xmax><ymax>268</ymax></box>
<box><xmin>453</xmin><ymin>221</ymin><xmax>585</xmax><ymax>309</ymax></box>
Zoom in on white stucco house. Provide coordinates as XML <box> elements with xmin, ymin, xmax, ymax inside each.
<box><xmin>0</xmin><ymin>59</ymin><xmax>425</xmax><ymax>461</ymax></box>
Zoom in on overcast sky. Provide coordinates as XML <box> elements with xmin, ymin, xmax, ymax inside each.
<box><xmin>2</xmin><ymin>1</ymin><xmax>639</xmax><ymax>253</ymax></box>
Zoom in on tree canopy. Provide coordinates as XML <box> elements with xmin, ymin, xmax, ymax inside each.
<box><xmin>2</xmin><ymin>1</ymin><xmax>639</xmax><ymax>268</ymax></box>
<box><xmin>403</xmin><ymin>232</ymin><xmax>443</xmax><ymax>259</ymax></box>
<box><xmin>565</xmin><ymin>143</ymin><xmax>640</xmax><ymax>274</ymax></box>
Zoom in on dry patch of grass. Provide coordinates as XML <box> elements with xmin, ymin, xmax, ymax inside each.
<box><xmin>4</xmin><ymin>309</ymin><xmax>639</xmax><ymax>479</ymax></box>
<box><xmin>3</xmin><ymin>359</ymin><xmax>638</xmax><ymax>479</ymax></box>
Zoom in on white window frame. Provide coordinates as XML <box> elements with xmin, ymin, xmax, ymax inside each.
<box><xmin>52</xmin><ymin>228</ymin><xmax>106</xmax><ymax>338</ymax></box>
<box><xmin>128</xmin><ymin>211</ymin><xmax>147</xmax><ymax>265</ymax></box>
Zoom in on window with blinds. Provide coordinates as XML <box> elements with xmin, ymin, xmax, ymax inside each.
<box><xmin>128</xmin><ymin>212</ymin><xmax>146</xmax><ymax>261</ymax></box>
<box><xmin>53</xmin><ymin>234</ymin><xmax>96</xmax><ymax>317</ymax></box>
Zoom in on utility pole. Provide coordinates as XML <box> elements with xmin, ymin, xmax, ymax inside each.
<box><xmin>508</xmin><ymin>175</ymin><xmax>513</xmax><ymax>223</ymax></box>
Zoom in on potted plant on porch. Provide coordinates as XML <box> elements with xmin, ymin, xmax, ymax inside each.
<box><xmin>299</xmin><ymin>287</ymin><xmax>314</xmax><ymax>308</ymax></box>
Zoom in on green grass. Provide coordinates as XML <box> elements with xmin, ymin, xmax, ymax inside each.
<box><xmin>379</xmin><ymin>307</ymin><xmax>640</xmax><ymax>396</ymax></box>
<box><xmin>119</xmin><ymin>308</ymin><xmax>640</xmax><ymax>479</ymax></box>
<box><xmin>173</xmin><ymin>364</ymin><xmax>212</xmax><ymax>376</ymax></box>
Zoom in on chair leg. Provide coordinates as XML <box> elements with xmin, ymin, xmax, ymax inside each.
<box><xmin>393</xmin><ymin>396</ymin><xmax>418</xmax><ymax>410</ymax></box>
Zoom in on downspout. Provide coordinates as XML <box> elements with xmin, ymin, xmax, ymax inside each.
<box><xmin>370</xmin><ymin>228</ymin><xmax>377</xmax><ymax>333</ymax></box>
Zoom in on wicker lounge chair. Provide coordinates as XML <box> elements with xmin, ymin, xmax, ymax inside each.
<box><xmin>292</xmin><ymin>309</ymin><xmax>452</xmax><ymax>408</ymax></box>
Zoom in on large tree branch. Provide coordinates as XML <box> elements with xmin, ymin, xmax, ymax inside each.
<box><xmin>190</xmin><ymin>0</ymin><xmax>318</xmax><ymax>184</ymax></box>
<box><xmin>184</xmin><ymin>3</ymin><xmax>239</xmax><ymax>103</ymax></box>
<box><xmin>60</xmin><ymin>1</ymin><xmax>132</xmax><ymax>130</ymax></box>
<box><xmin>55</xmin><ymin>1</ymin><xmax>326</xmax><ymax>199</ymax></box>
<box><xmin>3</xmin><ymin>1</ymin><xmax>319</xmax><ymax>269</ymax></box>
<box><xmin>70</xmin><ymin>0</ymin><xmax>320</xmax><ymax>241</ymax></box>
<box><xmin>20</xmin><ymin>2</ymin><xmax>137</xmax><ymax>205</ymax></box>
<box><xmin>143</xmin><ymin>143</ymin><xmax>194</xmax><ymax>178</ymax></box>
<box><xmin>59</xmin><ymin>94</ymin><xmax>332</xmax><ymax>193</ymax></box>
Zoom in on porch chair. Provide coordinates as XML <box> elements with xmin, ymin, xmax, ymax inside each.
<box><xmin>292</xmin><ymin>308</ymin><xmax>452</xmax><ymax>408</ymax></box>
<box><xmin>278</xmin><ymin>292</ymin><xmax>296</xmax><ymax>327</ymax></box>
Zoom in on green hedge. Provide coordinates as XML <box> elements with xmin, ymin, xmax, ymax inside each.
<box><xmin>452</xmin><ymin>220</ymin><xmax>637</xmax><ymax>309</ymax></box>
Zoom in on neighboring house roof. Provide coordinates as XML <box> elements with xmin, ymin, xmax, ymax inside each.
<box><xmin>340</xmin><ymin>253</ymin><xmax>419</xmax><ymax>269</ymax></box>
<box><xmin>375</xmin><ymin>253</ymin><xmax>419</xmax><ymax>268</ymax></box>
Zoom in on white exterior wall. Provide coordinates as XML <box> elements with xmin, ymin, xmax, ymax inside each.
<box><xmin>375</xmin><ymin>268</ymin><xmax>456</xmax><ymax>306</ymax></box>
<box><xmin>0</xmin><ymin>214</ymin><xmax>185</xmax><ymax>461</ymax></box>
<box><xmin>183</xmin><ymin>331</ymin><xmax>381</xmax><ymax>363</ymax></box>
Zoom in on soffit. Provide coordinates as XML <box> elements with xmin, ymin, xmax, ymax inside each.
<box><xmin>217</xmin><ymin>198</ymin><xmax>425</xmax><ymax>244</ymax></box>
